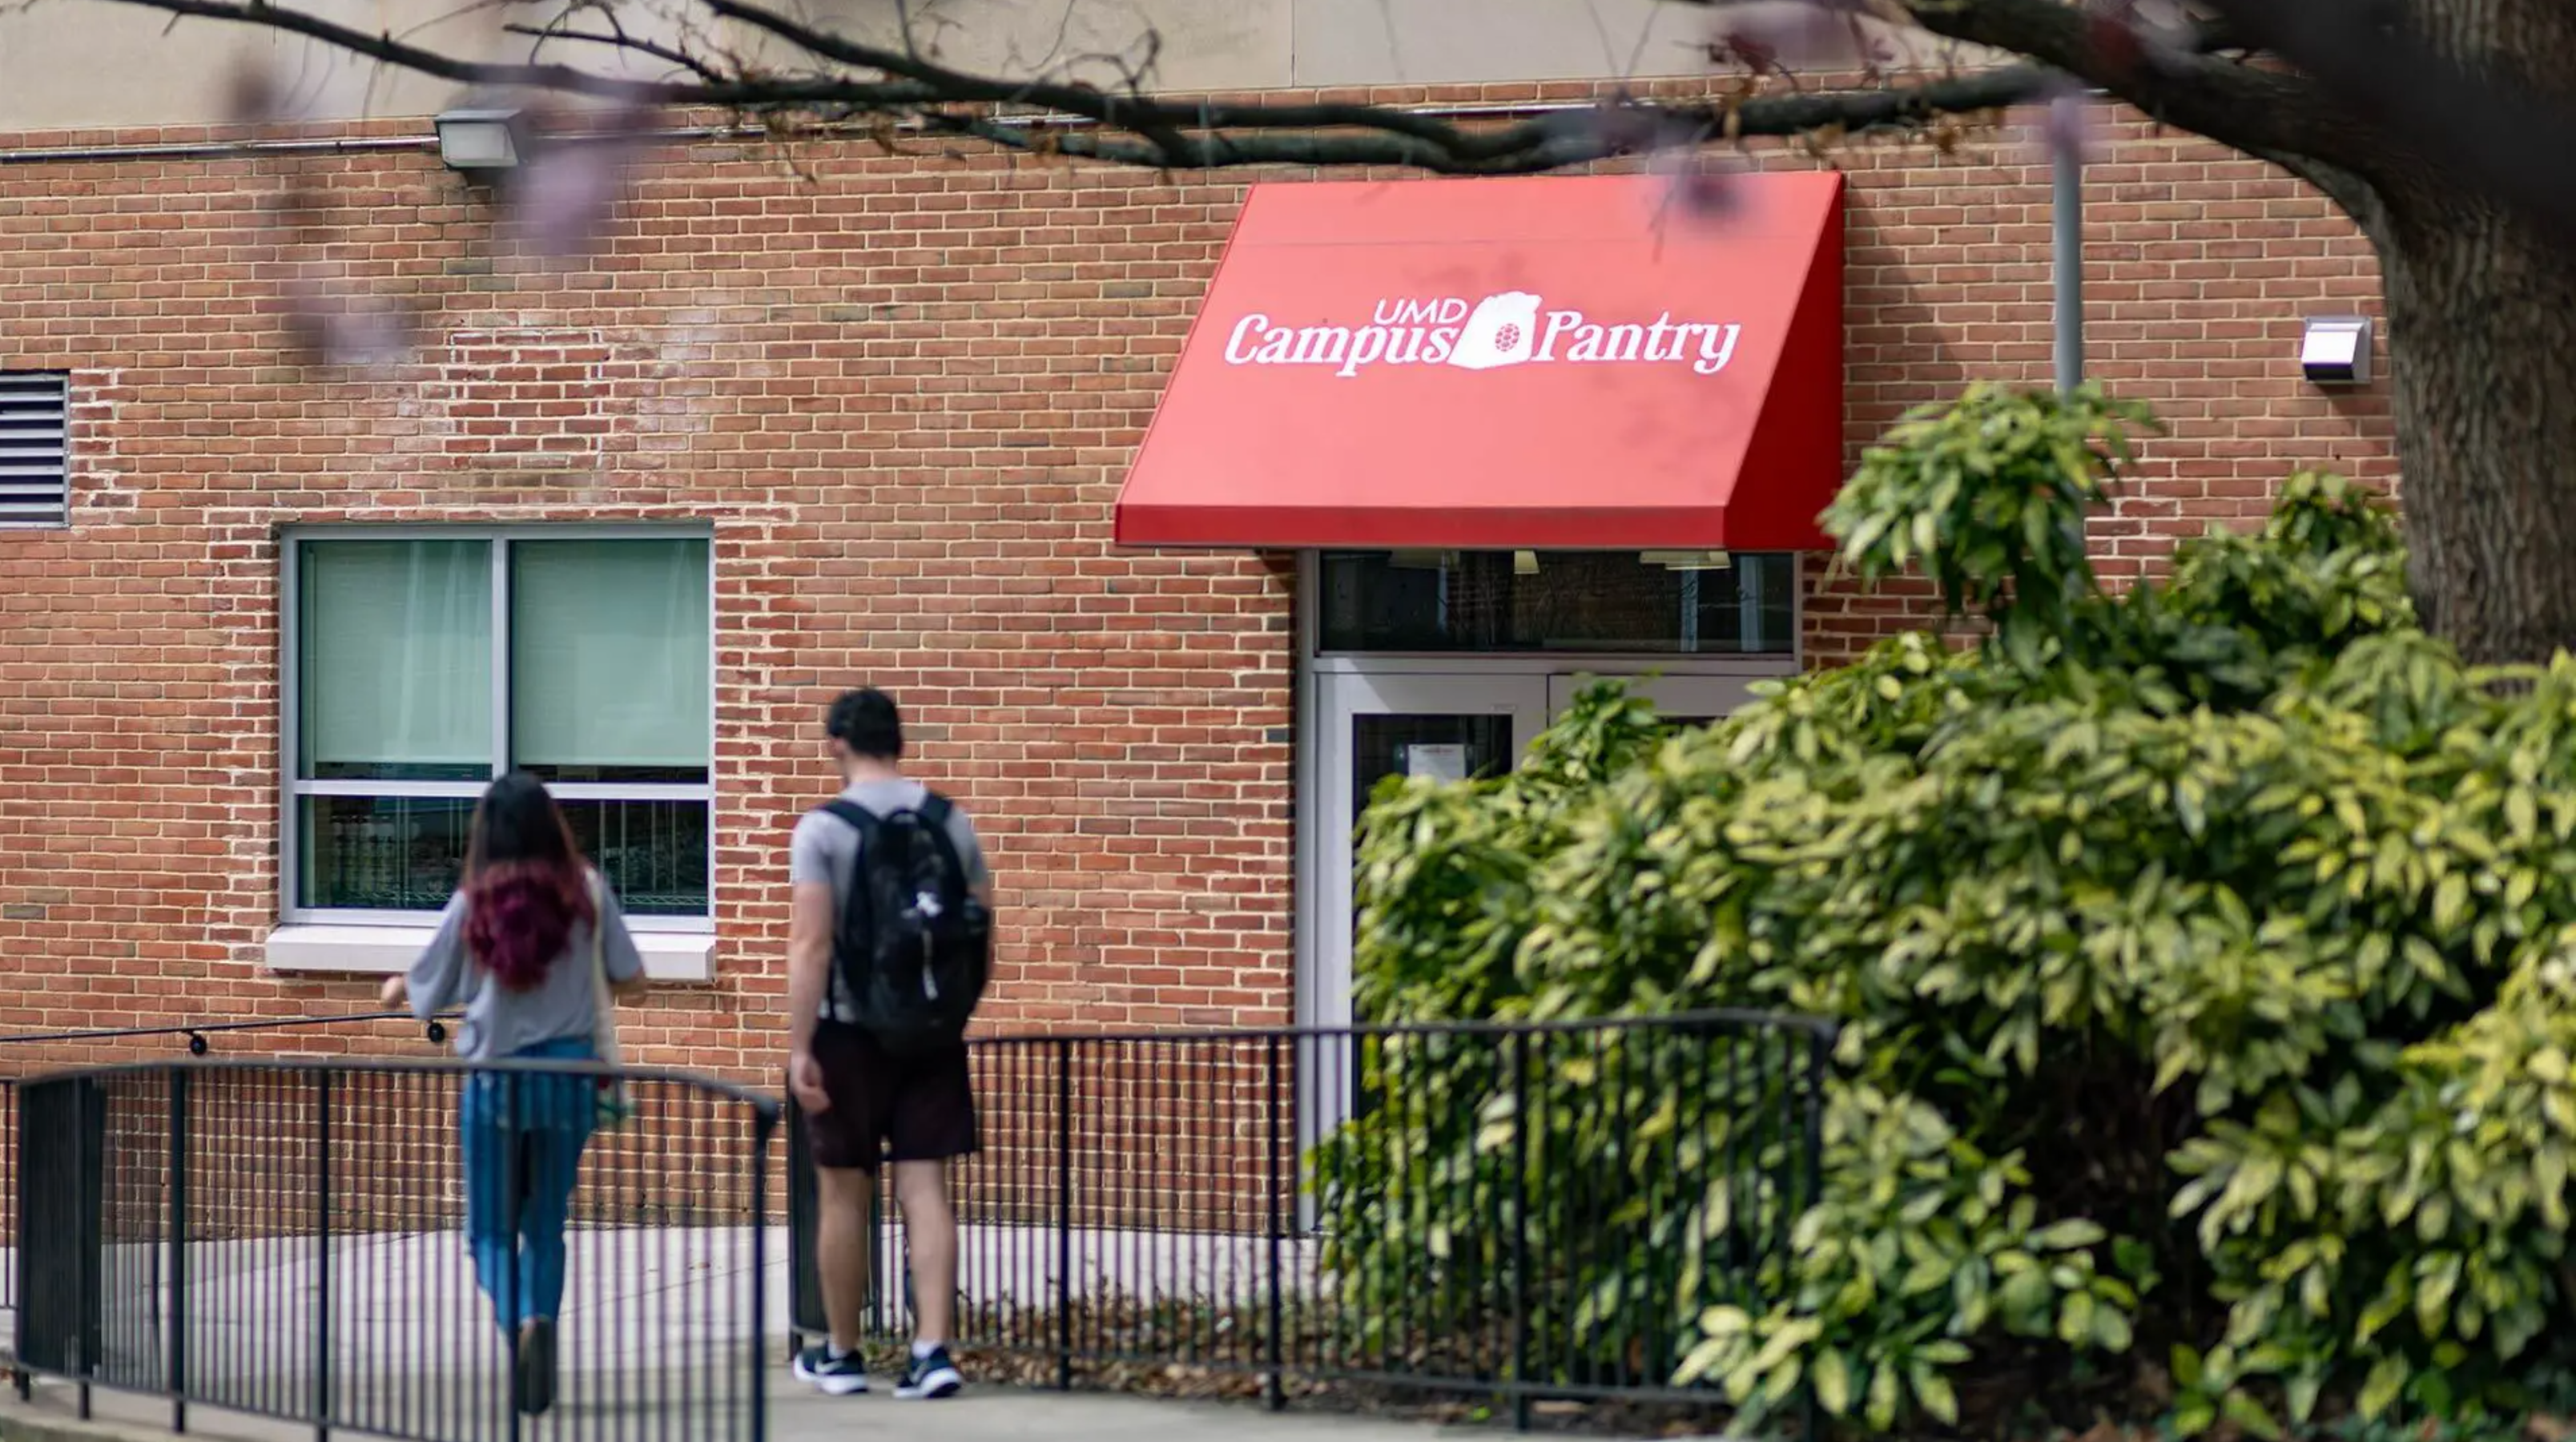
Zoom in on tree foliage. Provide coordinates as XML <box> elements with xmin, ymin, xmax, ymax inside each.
<box><xmin>1330</xmin><ymin>383</ymin><xmax>2576</xmax><ymax>1434</ymax></box>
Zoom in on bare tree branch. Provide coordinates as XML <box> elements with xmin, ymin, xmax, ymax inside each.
<box><xmin>94</xmin><ymin>0</ymin><xmax>945</xmax><ymax>106</ymax></box>
<box><xmin>2205</xmin><ymin>0</ymin><xmax>2576</xmax><ymax>236</ymax></box>
<box><xmin>506</xmin><ymin>5</ymin><xmax>731</xmax><ymax>86</ymax></box>
<box><xmin>93</xmin><ymin>0</ymin><xmax>2054</xmax><ymax>172</ymax></box>
<box><xmin>509</xmin><ymin>24</ymin><xmax>726</xmax><ymax>83</ymax></box>
<box><xmin>904</xmin><ymin>66</ymin><xmax>2049</xmax><ymax>173</ymax></box>
<box><xmin>64</xmin><ymin>0</ymin><xmax>2576</xmax><ymax>244</ymax></box>
<box><xmin>1886</xmin><ymin>0</ymin><xmax>2363</xmax><ymax>171</ymax></box>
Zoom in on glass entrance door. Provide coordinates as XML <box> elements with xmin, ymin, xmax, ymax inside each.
<box><xmin>1310</xmin><ymin>668</ymin><xmax>1778</xmax><ymax>1037</ymax></box>
<box><xmin>1300</xmin><ymin>666</ymin><xmax>1779</xmax><ymax>1215</ymax></box>
<box><xmin>1311</xmin><ymin>671</ymin><xmax>1549</xmax><ymax>1034</ymax></box>
<box><xmin>1302</xmin><ymin>671</ymin><xmax>1547</xmax><ymax>1210</ymax></box>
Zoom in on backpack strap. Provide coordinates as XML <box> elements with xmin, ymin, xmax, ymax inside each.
<box><xmin>823</xmin><ymin>794</ymin><xmax>967</xmax><ymax>895</ymax></box>
<box><xmin>815</xmin><ymin>801</ymin><xmax>884</xmax><ymax>1015</ymax></box>
<box><xmin>828</xmin><ymin>796</ymin><xmax>961</xmax><ymax>869</ymax></box>
<box><xmin>908</xmin><ymin>792</ymin><xmax>974</xmax><ymax>897</ymax></box>
<box><xmin>819</xmin><ymin>798</ymin><xmax>882</xmax><ymax>842</ymax></box>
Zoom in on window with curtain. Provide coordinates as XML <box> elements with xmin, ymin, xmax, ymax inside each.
<box><xmin>289</xmin><ymin>533</ymin><xmax>713</xmax><ymax>920</ymax></box>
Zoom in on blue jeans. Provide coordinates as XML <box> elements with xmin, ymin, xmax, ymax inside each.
<box><xmin>461</xmin><ymin>1036</ymin><xmax>598</xmax><ymax>1330</ymax></box>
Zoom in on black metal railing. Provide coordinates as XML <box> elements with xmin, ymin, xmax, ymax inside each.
<box><xmin>787</xmin><ymin>1012</ymin><xmax>1832</xmax><ymax>1424</ymax></box>
<box><xmin>0</xmin><ymin>1011</ymin><xmax>451</xmax><ymax>1319</ymax></box>
<box><xmin>16</xmin><ymin>1056</ymin><xmax>778</xmax><ymax>1442</ymax></box>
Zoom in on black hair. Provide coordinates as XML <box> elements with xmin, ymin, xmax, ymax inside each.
<box><xmin>462</xmin><ymin>770</ymin><xmax>593</xmax><ymax>991</ymax></box>
<box><xmin>826</xmin><ymin>687</ymin><xmax>904</xmax><ymax>760</ymax></box>
<box><xmin>466</xmin><ymin>771</ymin><xmax>582</xmax><ymax>872</ymax></box>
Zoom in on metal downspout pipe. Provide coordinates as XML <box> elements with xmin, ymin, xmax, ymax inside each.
<box><xmin>2052</xmin><ymin>88</ymin><xmax>2087</xmax><ymax>393</ymax></box>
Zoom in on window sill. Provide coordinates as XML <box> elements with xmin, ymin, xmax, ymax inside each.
<box><xmin>262</xmin><ymin>924</ymin><xmax>715</xmax><ymax>984</ymax></box>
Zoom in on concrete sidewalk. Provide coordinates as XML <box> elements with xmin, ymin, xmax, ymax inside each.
<box><xmin>0</xmin><ymin>1222</ymin><xmax>1503</xmax><ymax>1441</ymax></box>
<box><xmin>0</xmin><ymin>1365</ymin><xmax>1467</xmax><ymax>1442</ymax></box>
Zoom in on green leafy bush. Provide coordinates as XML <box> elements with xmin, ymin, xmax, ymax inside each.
<box><xmin>1325</xmin><ymin>381</ymin><xmax>2576</xmax><ymax>1435</ymax></box>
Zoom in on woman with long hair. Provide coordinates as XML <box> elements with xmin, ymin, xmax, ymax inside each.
<box><xmin>380</xmin><ymin>771</ymin><xmax>646</xmax><ymax>1416</ymax></box>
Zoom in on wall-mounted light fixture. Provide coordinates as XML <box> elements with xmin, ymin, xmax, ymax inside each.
<box><xmin>433</xmin><ymin>107</ymin><xmax>528</xmax><ymax>172</ymax></box>
<box><xmin>2300</xmin><ymin>315</ymin><xmax>2373</xmax><ymax>387</ymax></box>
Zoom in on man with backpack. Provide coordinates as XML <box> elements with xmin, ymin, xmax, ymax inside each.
<box><xmin>786</xmin><ymin>687</ymin><xmax>993</xmax><ymax>1400</ymax></box>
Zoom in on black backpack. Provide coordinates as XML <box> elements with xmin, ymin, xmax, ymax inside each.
<box><xmin>823</xmin><ymin>795</ymin><xmax>992</xmax><ymax>1055</ymax></box>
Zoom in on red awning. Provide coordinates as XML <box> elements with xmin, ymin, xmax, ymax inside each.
<box><xmin>1114</xmin><ymin>171</ymin><xmax>1845</xmax><ymax>551</ymax></box>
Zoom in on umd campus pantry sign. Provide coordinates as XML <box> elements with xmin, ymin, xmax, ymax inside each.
<box><xmin>1222</xmin><ymin>292</ymin><xmax>1747</xmax><ymax>378</ymax></box>
<box><xmin>1113</xmin><ymin>171</ymin><xmax>1848</xmax><ymax>552</ymax></box>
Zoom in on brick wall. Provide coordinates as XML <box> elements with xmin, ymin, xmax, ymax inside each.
<box><xmin>0</xmin><ymin>83</ymin><xmax>2400</xmax><ymax>1086</ymax></box>
<box><xmin>1806</xmin><ymin>109</ymin><xmax>2397</xmax><ymax>665</ymax></box>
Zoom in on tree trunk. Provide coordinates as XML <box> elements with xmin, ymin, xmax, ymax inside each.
<box><xmin>2339</xmin><ymin>0</ymin><xmax>2576</xmax><ymax>667</ymax></box>
<box><xmin>2367</xmin><ymin>198</ymin><xmax>2576</xmax><ymax>666</ymax></box>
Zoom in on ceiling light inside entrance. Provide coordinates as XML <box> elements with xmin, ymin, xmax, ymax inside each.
<box><xmin>1387</xmin><ymin>549</ymin><xmax>1458</xmax><ymax>570</ymax></box>
<box><xmin>1640</xmin><ymin>550</ymin><xmax>1732</xmax><ymax>570</ymax></box>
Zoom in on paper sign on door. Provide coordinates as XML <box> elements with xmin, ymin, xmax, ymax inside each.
<box><xmin>1405</xmin><ymin>743</ymin><xmax>1471</xmax><ymax>783</ymax></box>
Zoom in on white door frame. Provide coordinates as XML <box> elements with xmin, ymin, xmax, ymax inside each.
<box><xmin>1286</xmin><ymin>551</ymin><xmax>1804</xmax><ymax>1225</ymax></box>
<box><xmin>1290</xmin><ymin>550</ymin><xmax>1803</xmax><ymax>1037</ymax></box>
<box><xmin>1308</xmin><ymin>670</ymin><xmax>1551</xmax><ymax>1035</ymax></box>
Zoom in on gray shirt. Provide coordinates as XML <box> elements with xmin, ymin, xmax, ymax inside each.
<box><xmin>788</xmin><ymin>779</ymin><xmax>990</xmax><ymax>1024</ymax></box>
<box><xmin>409</xmin><ymin>868</ymin><xmax>646</xmax><ymax>1061</ymax></box>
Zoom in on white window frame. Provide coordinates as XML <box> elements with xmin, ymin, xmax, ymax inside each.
<box><xmin>277</xmin><ymin>523</ymin><xmax>718</xmax><ymax>936</ymax></box>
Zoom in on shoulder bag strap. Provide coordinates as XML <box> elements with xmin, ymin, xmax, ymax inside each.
<box><xmin>589</xmin><ymin>870</ymin><xmax>625</xmax><ymax>1066</ymax></box>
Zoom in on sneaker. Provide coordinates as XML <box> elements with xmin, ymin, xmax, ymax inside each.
<box><xmin>895</xmin><ymin>1346</ymin><xmax>963</xmax><ymax>1400</ymax></box>
<box><xmin>516</xmin><ymin>1318</ymin><xmax>557</xmax><ymax>1416</ymax></box>
<box><xmin>791</xmin><ymin>1343</ymin><xmax>871</xmax><ymax>1396</ymax></box>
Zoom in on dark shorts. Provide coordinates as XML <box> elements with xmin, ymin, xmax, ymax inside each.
<box><xmin>804</xmin><ymin>1020</ymin><xmax>978</xmax><ymax>1170</ymax></box>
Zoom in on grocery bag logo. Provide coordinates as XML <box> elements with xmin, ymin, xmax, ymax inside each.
<box><xmin>1447</xmin><ymin>292</ymin><xmax>1542</xmax><ymax>370</ymax></box>
<box><xmin>1222</xmin><ymin>292</ymin><xmax>1744</xmax><ymax>379</ymax></box>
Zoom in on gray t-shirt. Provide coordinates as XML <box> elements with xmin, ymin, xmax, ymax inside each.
<box><xmin>788</xmin><ymin>779</ymin><xmax>991</xmax><ymax>1024</ymax></box>
<box><xmin>409</xmin><ymin>868</ymin><xmax>646</xmax><ymax>1061</ymax></box>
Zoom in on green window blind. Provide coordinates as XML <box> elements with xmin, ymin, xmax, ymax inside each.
<box><xmin>509</xmin><ymin>538</ymin><xmax>712</xmax><ymax>771</ymax></box>
<box><xmin>297</xmin><ymin>539</ymin><xmax>493</xmax><ymax>776</ymax></box>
